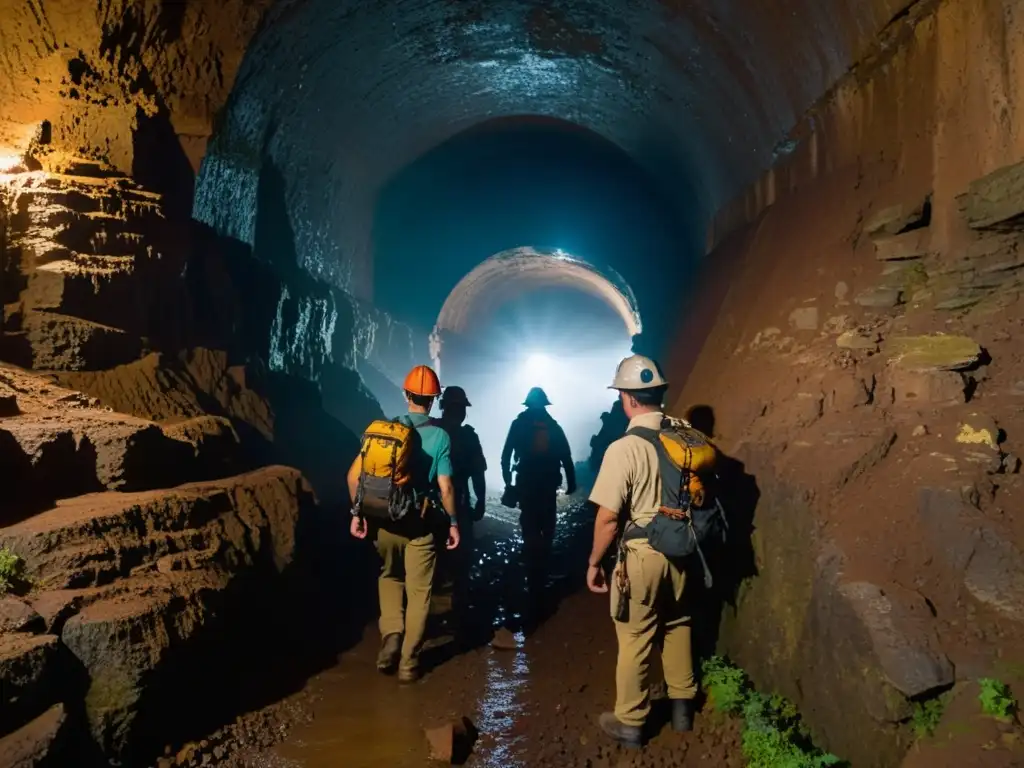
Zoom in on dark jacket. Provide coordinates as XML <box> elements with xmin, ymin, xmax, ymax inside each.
<box><xmin>501</xmin><ymin>408</ymin><xmax>575</xmax><ymax>491</ymax></box>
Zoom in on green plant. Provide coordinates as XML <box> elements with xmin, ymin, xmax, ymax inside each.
<box><xmin>911</xmin><ymin>694</ymin><xmax>947</xmax><ymax>738</ymax></box>
<box><xmin>702</xmin><ymin>655</ymin><xmax>748</xmax><ymax>714</ymax></box>
<box><xmin>701</xmin><ymin>657</ymin><xmax>845</xmax><ymax>768</ymax></box>
<box><xmin>978</xmin><ymin>678</ymin><xmax>1017</xmax><ymax>721</ymax></box>
<box><xmin>0</xmin><ymin>548</ymin><xmax>24</xmax><ymax>595</ymax></box>
<box><xmin>742</xmin><ymin>726</ymin><xmax>843</xmax><ymax>768</ymax></box>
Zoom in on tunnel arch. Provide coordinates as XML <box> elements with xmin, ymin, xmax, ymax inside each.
<box><xmin>192</xmin><ymin>0</ymin><xmax>913</xmax><ymax>300</ymax></box>
<box><xmin>428</xmin><ymin>246</ymin><xmax>641</xmax><ymax>374</ymax></box>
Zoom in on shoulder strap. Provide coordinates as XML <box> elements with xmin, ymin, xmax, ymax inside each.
<box><xmin>626</xmin><ymin>425</ymin><xmax>660</xmax><ymax>443</ymax></box>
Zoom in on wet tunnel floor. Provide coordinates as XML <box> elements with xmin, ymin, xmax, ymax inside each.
<box><xmin>244</xmin><ymin>499</ymin><xmax>744</xmax><ymax>768</ymax></box>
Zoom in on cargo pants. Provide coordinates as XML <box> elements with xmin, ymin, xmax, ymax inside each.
<box><xmin>610</xmin><ymin>540</ymin><xmax>697</xmax><ymax>727</ymax></box>
<box><xmin>375</xmin><ymin>525</ymin><xmax>437</xmax><ymax>674</ymax></box>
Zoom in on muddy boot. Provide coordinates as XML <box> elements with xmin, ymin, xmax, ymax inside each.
<box><xmin>376</xmin><ymin>633</ymin><xmax>401</xmax><ymax>673</ymax></box>
<box><xmin>598</xmin><ymin>712</ymin><xmax>642</xmax><ymax>749</ymax></box>
<box><xmin>397</xmin><ymin>664</ymin><xmax>421</xmax><ymax>684</ymax></box>
<box><xmin>671</xmin><ymin>699</ymin><xmax>695</xmax><ymax>732</ymax></box>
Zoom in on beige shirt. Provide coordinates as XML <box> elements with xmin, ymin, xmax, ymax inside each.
<box><xmin>588</xmin><ymin>411</ymin><xmax>664</xmax><ymax>528</ymax></box>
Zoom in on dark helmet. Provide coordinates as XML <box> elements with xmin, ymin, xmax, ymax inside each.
<box><xmin>440</xmin><ymin>385</ymin><xmax>471</xmax><ymax>408</ymax></box>
<box><xmin>523</xmin><ymin>387</ymin><xmax>551</xmax><ymax>407</ymax></box>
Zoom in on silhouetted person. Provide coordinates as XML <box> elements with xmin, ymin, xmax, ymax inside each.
<box><xmin>434</xmin><ymin>385</ymin><xmax>487</xmax><ymax>642</ymax></box>
<box><xmin>501</xmin><ymin>386</ymin><xmax>576</xmax><ymax>627</ymax></box>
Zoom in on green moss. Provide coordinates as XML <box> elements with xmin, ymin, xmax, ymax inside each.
<box><xmin>0</xmin><ymin>548</ymin><xmax>25</xmax><ymax>595</ymax></box>
<box><xmin>701</xmin><ymin>657</ymin><xmax>845</xmax><ymax>767</ymax></box>
<box><xmin>911</xmin><ymin>694</ymin><xmax>948</xmax><ymax>738</ymax></box>
<box><xmin>978</xmin><ymin>678</ymin><xmax>1017</xmax><ymax>722</ymax></box>
<box><xmin>85</xmin><ymin>668</ymin><xmax>139</xmax><ymax>731</ymax></box>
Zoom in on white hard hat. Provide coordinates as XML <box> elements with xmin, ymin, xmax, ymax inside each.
<box><xmin>609</xmin><ymin>354</ymin><xmax>669</xmax><ymax>390</ymax></box>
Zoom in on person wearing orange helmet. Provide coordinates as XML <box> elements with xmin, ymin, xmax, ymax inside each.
<box><xmin>347</xmin><ymin>364</ymin><xmax>460</xmax><ymax>683</ymax></box>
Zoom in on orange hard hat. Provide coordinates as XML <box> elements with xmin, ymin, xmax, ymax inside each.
<box><xmin>403</xmin><ymin>365</ymin><xmax>441</xmax><ymax>397</ymax></box>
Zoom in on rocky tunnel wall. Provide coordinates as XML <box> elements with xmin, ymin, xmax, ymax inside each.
<box><xmin>2</xmin><ymin>0</ymin><xmax>1024</xmax><ymax>765</ymax></box>
<box><xmin>667</xmin><ymin>0</ymin><xmax>1024</xmax><ymax>764</ymax></box>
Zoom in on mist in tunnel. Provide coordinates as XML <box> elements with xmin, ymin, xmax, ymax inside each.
<box><xmin>369</xmin><ymin>116</ymin><xmax>699</xmax><ymax>360</ymax></box>
<box><xmin>442</xmin><ymin>285</ymin><xmax>632</xmax><ymax>490</ymax></box>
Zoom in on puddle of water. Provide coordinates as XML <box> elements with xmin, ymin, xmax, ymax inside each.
<box><xmin>267</xmin><ymin>500</ymin><xmax>589</xmax><ymax>767</ymax></box>
<box><xmin>473</xmin><ymin>643</ymin><xmax>530</xmax><ymax>768</ymax></box>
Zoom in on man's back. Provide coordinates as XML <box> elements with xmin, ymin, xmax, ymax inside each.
<box><xmin>588</xmin><ymin>411</ymin><xmax>663</xmax><ymax>528</ymax></box>
<box><xmin>399</xmin><ymin>411</ymin><xmax>452</xmax><ymax>493</ymax></box>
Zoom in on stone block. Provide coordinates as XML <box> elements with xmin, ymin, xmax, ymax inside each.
<box><xmin>872</xmin><ymin>228</ymin><xmax>933</xmax><ymax>261</ymax></box>
<box><xmin>918</xmin><ymin>488</ymin><xmax>978</xmax><ymax>573</ymax></box>
<box><xmin>20</xmin><ymin>310</ymin><xmax>141</xmax><ymax>371</ymax></box>
<box><xmin>964</xmin><ymin>528</ymin><xmax>1024</xmax><ymax>623</ymax></box>
<box><xmin>161</xmin><ymin>415</ymin><xmax>242</xmax><ymax>480</ymax></box>
<box><xmin>836</xmin><ymin>330</ymin><xmax>880</xmax><ymax>350</ymax></box>
<box><xmin>888</xmin><ymin>368</ymin><xmax>966</xmax><ymax>407</ymax></box>
<box><xmin>964</xmin><ymin>159</ymin><xmax>1024</xmax><ymax>229</ymax></box>
<box><xmin>424</xmin><ymin>717</ymin><xmax>477</xmax><ymax>763</ymax></box>
<box><xmin>824</xmin><ymin>371</ymin><xmax>873</xmax><ymax>411</ymax></box>
<box><xmin>865</xmin><ymin>196</ymin><xmax>930</xmax><ymax>237</ymax></box>
<box><xmin>0</xmin><ymin>703</ymin><xmax>68</xmax><ymax>768</ymax></box>
<box><xmin>788</xmin><ymin>306</ymin><xmax>819</xmax><ymax>331</ymax></box>
<box><xmin>0</xmin><ymin>598</ymin><xmax>45</xmax><ymax>634</ymax></box>
<box><xmin>885</xmin><ymin>334</ymin><xmax>982</xmax><ymax>372</ymax></box>
<box><xmin>918</xmin><ymin>488</ymin><xmax>1024</xmax><ymax>621</ymax></box>
<box><xmin>491</xmin><ymin>627</ymin><xmax>519</xmax><ymax>650</ymax></box>
<box><xmin>0</xmin><ymin>466</ymin><xmax>309</xmax><ymax>590</ymax></box>
<box><xmin>0</xmin><ymin>634</ymin><xmax>60</xmax><ymax>725</ymax></box>
<box><xmin>854</xmin><ymin>286</ymin><xmax>902</xmax><ymax>308</ymax></box>
<box><xmin>837</xmin><ymin>582</ymin><xmax>954</xmax><ymax>698</ymax></box>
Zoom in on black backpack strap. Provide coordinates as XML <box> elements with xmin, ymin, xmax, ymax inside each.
<box><xmin>625</xmin><ymin>425</ymin><xmax>659</xmax><ymax>443</ymax></box>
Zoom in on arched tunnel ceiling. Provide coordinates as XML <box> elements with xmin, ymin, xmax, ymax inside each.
<box><xmin>193</xmin><ymin>0</ymin><xmax>919</xmax><ymax>297</ymax></box>
<box><xmin>434</xmin><ymin>246</ymin><xmax>642</xmax><ymax>338</ymax></box>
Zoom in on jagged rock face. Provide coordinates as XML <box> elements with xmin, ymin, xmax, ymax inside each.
<box><xmin>0</xmin><ymin>465</ymin><xmax>316</xmax><ymax>761</ymax></box>
<box><xmin>0</xmin><ymin>0</ymin><xmax>268</xmax><ymax>177</ymax></box>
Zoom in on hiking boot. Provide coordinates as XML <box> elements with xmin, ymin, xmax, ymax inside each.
<box><xmin>376</xmin><ymin>633</ymin><xmax>401</xmax><ymax>673</ymax></box>
<box><xmin>671</xmin><ymin>699</ymin><xmax>696</xmax><ymax>732</ymax></box>
<box><xmin>598</xmin><ymin>712</ymin><xmax>642</xmax><ymax>749</ymax></box>
<box><xmin>397</xmin><ymin>665</ymin><xmax>421</xmax><ymax>684</ymax></box>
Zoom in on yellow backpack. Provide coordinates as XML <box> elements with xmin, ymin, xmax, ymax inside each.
<box><xmin>355</xmin><ymin>418</ymin><xmax>421</xmax><ymax>521</ymax></box>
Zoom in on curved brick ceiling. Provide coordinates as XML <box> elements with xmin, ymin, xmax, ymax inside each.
<box><xmin>194</xmin><ymin>0</ymin><xmax>916</xmax><ymax>299</ymax></box>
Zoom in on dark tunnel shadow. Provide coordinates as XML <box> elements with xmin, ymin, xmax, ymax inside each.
<box><xmin>683</xmin><ymin>405</ymin><xmax>760</xmax><ymax>672</ymax></box>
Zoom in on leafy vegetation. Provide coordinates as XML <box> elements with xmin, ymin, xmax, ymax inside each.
<box><xmin>701</xmin><ymin>656</ymin><xmax>845</xmax><ymax>768</ymax></box>
<box><xmin>911</xmin><ymin>694</ymin><xmax>948</xmax><ymax>738</ymax></box>
<box><xmin>978</xmin><ymin>678</ymin><xmax>1017</xmax><ymax>722</ymax></box>
<box><xmin>0</xmin><ymin>548</ymin><xmax>25</xmax><ymax>595</ymax></box>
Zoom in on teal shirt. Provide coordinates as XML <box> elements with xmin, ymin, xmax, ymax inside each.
<box><xmin>401</xmin><ymin>411</ymin><xmax>453</xmax><ymax>490</ymax></box>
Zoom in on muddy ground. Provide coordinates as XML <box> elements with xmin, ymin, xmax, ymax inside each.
<box><xmin>155</xmin><ymin>498</ymin><xmax>744</xmax><ymax>768</ymax></box>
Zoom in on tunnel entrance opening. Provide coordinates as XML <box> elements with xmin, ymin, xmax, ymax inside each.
<box><xmin>431</xmin><ymin>246</ymin><xmax>638</xmax><ymax>489</ymax></box>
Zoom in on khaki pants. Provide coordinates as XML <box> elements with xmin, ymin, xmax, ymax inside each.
<box><xmin>610</xmin><ymin>541</ymin><xmax>697</xmax><ymax>727</ymax></box>
<box><xmin>375</xmin><ymin>526</ymin><xmax>437</xmax><ymax>673</ymax></box>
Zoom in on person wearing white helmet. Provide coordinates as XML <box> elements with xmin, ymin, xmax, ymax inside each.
<box><xmin>585</xmin><ymin>353</ymin><xmax>699</xmax><ymax>748</ymax></box>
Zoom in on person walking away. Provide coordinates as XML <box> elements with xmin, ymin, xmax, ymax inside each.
<box><xmin>585</xmin><ymin>354</ymin><xmax>726</xmax><ymax>747</ymax></box>
<box><xmin>500</xmin><ymin>386</ymin><xmax>576</xmax><ymax>626</ymax></box>
<box><xmin>435</xmin><ymin>385</ymin><xmax>487</xmax><ymax>642</ymax></box>
<box><xmin>348</xmin><ymin>364</ymin><xmax>461</xmax><ymax>683</ymax></box>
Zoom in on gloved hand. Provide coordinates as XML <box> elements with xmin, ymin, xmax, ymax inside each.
<box><xmin>473</xmin><ymin>497</ymin><xmax>486</xmax><ymax>522</ymax></box>
<box><xmin>566</xmin><ymin>480</ymin><xmax>578</xmax><ymax>496</ymax></box>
